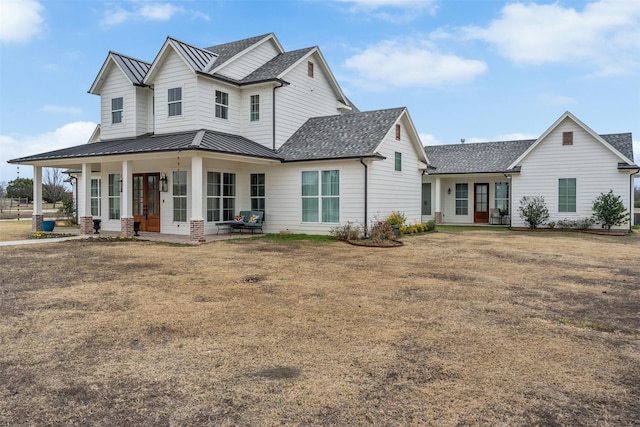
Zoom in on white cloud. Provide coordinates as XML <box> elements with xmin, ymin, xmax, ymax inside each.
<box><xmin>462</xmin><ymin>0</ymin><xmax>640</xmax><ymax>75</ymax></box>
<box><xmin>0</xmin><ymin>0</ymin><xmax>45</xmax><ymax>44</ymax></box>
<box><xmin>100</xmin><ymin>2</ymin><xmax>209</xmax><ymax>27</ymax></box>
<box><xmin>331</xmin><ymin>0</ymin><xmax>438</xmax><ymax>22</ymax></box>
<box><xmin>419</xmin><ymin>133</ymin><xmax>443</xmax><ymax>146</ymax></box>
<box><xmin>464</xmin><ymin>133</ymin><xmax>538</xmax><ymax>144</ymax></box>
<box><xmin>633</xmin><ymin>139</ymin><xmax>640</xmax><ymax>164</ymax></box>
<box><xmin>344</xmin><ymin>38</ymin><xmax>487</xmax><ymax>89</ymax></box>
<box><xmin>0</xmin><ymin>122</ymin><xmax>96</xmax><ymax>183</ymax></box>
<box><xmin>41</xmin><ymin>105</ymin><xmax>83</xmax><ymax>115</ymax></box>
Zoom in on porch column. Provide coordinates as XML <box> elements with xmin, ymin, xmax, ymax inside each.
<box><xmin>120</xmin><ymin>160</ymin><xmax>134</xmax><ymax>237</ymax></box>
<box><xmin>32</xmin><ymin>166</ymin><xmax>43</xmax><ymax>232</ymax></box>
<box><xmin>79</xmin><ymin>163</ymin><xmax>93</xmax><ymax>235</ymax></box>
<box><xmin>190</xmin><ymin>156</ymin><xmax>204</xmax><ymax>242</ymax></box>
<box><xmin>434</xmin><ymin>176</ymin><xmax>443</xmax><ymax>224</ymax></box>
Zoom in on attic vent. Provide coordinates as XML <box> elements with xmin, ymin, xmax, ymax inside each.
<box><xmin>396</xmin><ymin>124</ymin><xmax>401</xmax><ymax>140</ymax></box>
<box><xmin>308</xmin><ymin>61</ymin><xmax>314</xmax><ymax>78</ymax></box>
<box><xmin>562</xmin><ymin>132</ymin><xmax>573</xmax><ymax>145</ymax></box>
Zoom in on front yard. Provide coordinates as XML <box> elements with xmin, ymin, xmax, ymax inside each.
<box><xmin>0</xmin><ymin>228</ymin><xmax>638</xmax><ymax>425</ymax></box>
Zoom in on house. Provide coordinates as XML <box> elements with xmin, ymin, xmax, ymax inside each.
<box><xmin>9</xmin><ymin>33</ymin><xmax>428</xmax><ymax>240</ymax></box>
<box><xmin>421</xmin><ymin>111</ymin><xmax>638</xmax><ymax>229</ymax></box>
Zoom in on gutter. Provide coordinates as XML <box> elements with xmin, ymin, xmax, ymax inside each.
<box><xmin>360</xmin><ymin>158</ymin><xmax>368</xmax><ymax>237</ymax></box>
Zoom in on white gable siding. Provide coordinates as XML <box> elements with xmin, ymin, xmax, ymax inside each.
<box><xmin>135</xmin><ymin>86</ymin><xmax>152</xmax><ymax>135</ymax></box>
<box><xmin>153</xmin><ymin>50</ymin><xmax>197</xmax><ymax>134</ymax></box>
<box><xmin>240</xmin><ymin>86</ymin><xmax>273</xmax><ymax>149</ymax></box>
<box><xmin>196</xmin><ymin>77</ymin><xmax>241</xmax><ymax>134</ymax></box>
<box><xmin>511</xmin><ymin>118</ymin><xmax>631</xmax><ymax>229</ymax></box>
<box><xmin>274</xmin><ymin>54</ymin><xmax>341</xmax><ymax>149</ymax></box>
<box><xmin>367</xmin><ymin>118</ymin><xmax>422</xmax><ymax>225</ymax></box>
<box><xmin>216</xmin><ymin>41</ymin><xmax>280</xmax><ymax>80</ymax></box>
<box><xmin>99</xmin><ymin>65</ymin><xmax>136</xmax><ymax>140</ymax></box>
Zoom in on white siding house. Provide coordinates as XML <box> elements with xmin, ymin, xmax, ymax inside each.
<box><xmin>10</xmin><ymin>33</ymin><xmax>428</xmax><ymax>241</ymax></box>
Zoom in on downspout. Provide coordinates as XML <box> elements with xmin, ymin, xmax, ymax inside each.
<box><xmin>360</xmin><ymin>158</ymin><xmax>368</xmax><ymax>237</ymax></box>
<box><xmin>631</xmin><ymin>169</ymin><xmax>640</xmax><ymax>231</ymax></box>
<box><xmin>504</xmin><ymin>173</ymin><xmax>513</xmax><ymax>228</ymax></box>
<box><xmin>272</xmin><ymin>80</ymin><xmax>287</xmax><ymax>151</ymax></box>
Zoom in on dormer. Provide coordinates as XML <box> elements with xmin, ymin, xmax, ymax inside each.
<box><xmin>88</xmin><ymin>52</ymin><xmax>152</xmax><ymax>140</ymax></box>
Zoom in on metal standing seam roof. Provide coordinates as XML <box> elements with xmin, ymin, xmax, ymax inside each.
<box><xmin>277</xmin><ymin>108</ymin><xmax>406</xmax><ymax>161</ymax></box>
<box><xmin>8</xmin><ymin>130</ymin><xmax>283</xmax><ymax>164</ymax></box>
<box><xmin>424</xmin><ymin>133</ymin><xmax>635</xmax><ymax>175</ymax></box>
<box><xmin>110</xmin><ymin>52</ymin><xmax>151</xmax><ymax>86</ymax></box>
<box><xmin>169</xmin><ymin>37</ymin><xmax>218</xmax><ymax>72</ymax></box>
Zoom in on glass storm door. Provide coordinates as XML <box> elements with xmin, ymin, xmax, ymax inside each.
<box><xmin>133</xmin><ymin>173</ymin><xmax>160</xmax><ymax>232</ymax></box>
<box><xmin>474</xmin><ymin>183</ymin><xmax>489</xmax><ymax>223</ymax></box>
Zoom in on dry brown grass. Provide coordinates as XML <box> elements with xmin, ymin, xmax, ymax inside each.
<box><xmin>1</xmin><ymin>229</ymin><xmax>639</xmax><ymax>426</ymax></box>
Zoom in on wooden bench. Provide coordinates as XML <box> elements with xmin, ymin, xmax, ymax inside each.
<box><xmin>230</xmin><ymin>211</ymin><xmax>264</xmax><ymax>234</ymax></box>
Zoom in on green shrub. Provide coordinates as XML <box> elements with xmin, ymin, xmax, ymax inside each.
<box><xmin>592</xmin><ymin>190</ymin><xmax>630</xmax><ymax>230</ymax></box>
<box><xmin>385</xmin><ymin>211</ymin><xmax>406</xmax><ymax>226</ymax></box>
<box><xmin>425</xmin><ymin>220</ymin><xmax>436</xmax><ymax>231</ymax></box>
<box><xmin>518</xmin><ymin>196</ymin><xmax>549</xmax><ymax>229</ymax></box>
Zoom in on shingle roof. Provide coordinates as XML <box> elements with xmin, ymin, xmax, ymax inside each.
<box><xmin>240</xmin><ymin>47</ymin><xmax>315</xmax><ymax>83</ymax></box>
<box><xmin>425</xmin><ymin>140</ymin><xmax>536</xmax><ymax>174</ymax></box>
<box><xmin>205</xmin><ymin>33</ymin><xmax>273</xmax><ymax>68</ymax></box>
<box><xmin>9</xmin><ymin>130</ymin><xmax>282</xmax><ymax>163</ymax></box>
<box><xmin>278</xmin><ymin>108</ymin><xmax>405</xmax><ymax>161</ymax></box>
<box><xmin>424</xmin><ymin>133</ymin><xmax>635</xmax><ymax>174</ymax></box>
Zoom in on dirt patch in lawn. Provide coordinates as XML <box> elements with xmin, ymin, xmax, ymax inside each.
<box><xmin>1</xmin><ymin>230</ymin><xmax>639</xmax><ymax>425</ymax></box>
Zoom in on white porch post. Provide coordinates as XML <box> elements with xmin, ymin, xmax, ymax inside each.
<box><xmin>79</xmin><ymin>163</ymin><xmax>93</xmax><ymax>234</ymax></box>
<box><xmin>121</xmin><ymin>160</ymin><xmax>134</xmax><ymax>236</ymax></box>
<box><xmin>32</xmin><ymin>166</ymin><xmax>43</xmax><ymax>231</ymax></box>
<box><xmin>190</xmin><ymin>156</ymin><xmax>204</xmax><ymax>242</ymax></box>
<box><xmin>434</xmin><ymin>176</ymin><xmax>443</xmax><ymax>224</ymax></box>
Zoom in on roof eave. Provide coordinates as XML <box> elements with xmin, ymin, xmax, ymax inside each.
<box><xmin>281</xmin><ymin>153</ymin><xmax>386</xmax><ymax>163</ymax></box>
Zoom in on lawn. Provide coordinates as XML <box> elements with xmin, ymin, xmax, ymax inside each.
<box><xmin>1</xmin><ymin>229</ymin><xmax>639</xmax><ymax>425</ymax></box>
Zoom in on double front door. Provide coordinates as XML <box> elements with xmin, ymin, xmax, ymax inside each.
<box><xmin>133</xmin><ymin>173</ymin><xmax>160</xmax><ymax>232</ymax></box>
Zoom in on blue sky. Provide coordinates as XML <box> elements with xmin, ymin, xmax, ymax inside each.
<box><xmin>1</xmin><ymin>0</ymin><xmax>639</xmax><ymax>184</ymax></box>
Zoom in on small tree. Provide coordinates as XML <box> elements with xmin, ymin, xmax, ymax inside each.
<box><xmin>6</xmin><ymin>177</ymin><xmax>33</xmax><ymax>202</ymax></box>
<box><xmin>518</xmin><ymin>196</ymin><xmax>549</xmax><ymax>229</ymax></box>
<box><xmin>592</xmin><ymin>190</ymin><xmax>629</xmax><ymax>230</ymax></box>
<box><xmin>43</xmin><ymin>168</ymin><xmax>68</xmax><ymax>208</ymax></box>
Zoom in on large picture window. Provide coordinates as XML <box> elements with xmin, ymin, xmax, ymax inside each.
<box><xmin>302</xmin><ymin>170</ymin><xmax>339</xmax><ymax>223</ymax></box>
<box><xmin>455</xmin><ymin>183</ymin><xmax>468</xmax><ymax>215</ymax></box>
<box><xmin>168</xmin><ymin>87</ymin><xmax>182</xmax><ymax>117</ymax></box>
<box><xmin>251</xmin><ymin>173</ymin><xmax>265</xmax><ymax>216</ymax></box>
<box><xmin>173</xmin><ymin>170</ymin><xmax>187</xmax><ymax>222</ymax></box>
<box><xmin>206</xmin><ymin>172</ymin><xmax>236</xmax><ymax>221</ymax></box>
<box><xmin>558</xmin><ymin>178</ymin><xmax>576</xmax><ymax>212</ymax></box>
<box><xmin>91</xmin><ymin>178</ymin><xmax>101</xmax><ymax>217</ymax></box>
<box><xmin>215</xmin><ymin>90</ymin><xmax>229</xmax><ymax>119</ymax></box>
<box><xmin>108</xmin><ymin>174</ymin><xmax>120</xmax><ymax>220</ymax></box>
<box><xmin>111</xmin><ymin>97</ymin><xmax>123</xmax><ymax>124</ymax></box>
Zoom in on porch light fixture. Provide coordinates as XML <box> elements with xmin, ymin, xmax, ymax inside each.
<box><xmin>447</xmin><ymin>188</ymin><xmax>451</xmax><ymax>195</ymax></box>
<box><xmin>119</xmin><ymin>178</ymin><xmax>123</xmax><ymax>193</ymax></box>
<box><xmin>160</xmin><ymin>172</ymin><xmax>168</xmax><ymax>192</ymax></box>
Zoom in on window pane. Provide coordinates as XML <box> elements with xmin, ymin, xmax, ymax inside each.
<box><xmin>302</xmin><ymin>172</ymin><xmax>318</xmax><ymax>196</ymax></box>
<box><xmin>302</xmin><ymin>198</ymin><xmax>318</xmax><ymax>222</ymax></box>
<box><xmin>322</xmin><ymin>197</ymin><xmax>339</xmax><ymax>222</ymax></box>
<box><xmin>422</xmin><ymin>183</ymin><xmax>431</xmax><ymax>215</ymax></box>
<box><xmin>394</xmin><ymin>152</ymin><xmax>402</xmax><ymax>172</ymax></box>
<box><xmin>559</xmin><ymin>178</ymin><xmax>576</xmax><ymax>212</ymax></box>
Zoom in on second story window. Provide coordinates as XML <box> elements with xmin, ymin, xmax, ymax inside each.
<box><xmin>111</xmin><ymin>97</ymin><xmax>123</xmax><ymax>124</ymax></box>
<box><xmin>168</xmin><ymin>87</ymin><xmax>182</xmax><ymax>117</ymax></box>
<box><xmin>250</xmin><ymin>95</ymin><xmax>260</xmax><ymax>121</ymax></box>
<box><xmin>215</xmin><ymin>90</ymin><xmax>228</xmax><ymax>119</ymax></box>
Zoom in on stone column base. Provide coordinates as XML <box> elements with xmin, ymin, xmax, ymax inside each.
<box><xmin>190</xmin><ymin>219</ymin><xmax>205</xmax><ymax>242</ymax></box>
<box><xmin>435</xmin><ymin>212</ymin><xmax>443</xmax><ymax>224</ymax></box>
<box><xmin>80</xmin><ymin>216</ymin><xmax>93</xmax><ymax>235</ymax></box>
<box><xmin>121</xmin><ymin>217</ymin><xmax>134</xmax><ymax>237</ymax></box>
<box><xmin>32</xmin><ymin>214</ymin><xmax>44</xmax><ymax>232</ymax></box>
